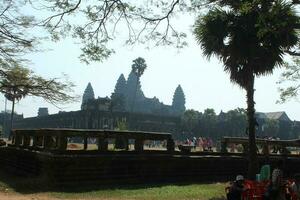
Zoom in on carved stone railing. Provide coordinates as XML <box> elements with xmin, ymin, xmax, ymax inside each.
<box><xmin>10</xmin><ymin>128</ymin><xmax>175</xmax><ymax>153</ymax></box>
<box><xmin>221</xmin><ymin>136</ymin><xmax>300</xmax><ymax>155</ymax></box>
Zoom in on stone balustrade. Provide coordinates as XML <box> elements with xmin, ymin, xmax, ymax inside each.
<box><xmin>221</xmin><ymin>136</ymin><xmax>300</xmax><ymax>155</ymax></box>
<box><xmin>10</xmin><ymin>128</ymin><xmax>175</xmax><ymax>153</ymax></box>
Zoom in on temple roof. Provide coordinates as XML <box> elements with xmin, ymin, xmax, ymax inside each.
<box><xmin>256</xmin><ymin>111</ymin><xmax>291</xmax><ymax>121</ymax></box>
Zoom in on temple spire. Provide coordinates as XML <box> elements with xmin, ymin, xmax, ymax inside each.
<box><xmin>81</xmin><ymin>82</ymin><xmax>95</xmax><ymax>109</ymax></box>
<box><xmin>172</xmin><ymin>84</ymin><xmax>186</xmax><ymax>115</ymax></box>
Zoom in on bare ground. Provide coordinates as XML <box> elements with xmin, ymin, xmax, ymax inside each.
<box><xmin>0</xmin><ymin>192</ymin><xmax>59</xmax><ymax>200</ymax></box>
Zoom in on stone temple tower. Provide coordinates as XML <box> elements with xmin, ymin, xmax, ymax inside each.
<box><xmin>81</xmin><ymin>82</ymin><xmax>95</xmax><ymax>110</ymax></box>
<box><xmin>172</xmin><ymin>84</ymin><xmax>186</xmax><ymax>115</ymax></box>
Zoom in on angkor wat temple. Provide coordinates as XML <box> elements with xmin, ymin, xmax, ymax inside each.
<box><xmin>82</xmin><ymin>71</ymin><xmax>186</xmax><ymax>116</ymax></box>
<box><xmin>11</xmin><ymin>69</ymin><xmax>185</xmax><ymax>135</ymax></box>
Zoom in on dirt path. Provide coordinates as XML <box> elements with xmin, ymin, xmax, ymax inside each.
<box><xmin>0</xmin><ymin>192</ymin><xmax>60</xmax><ymax>200</ymax></box>
<box><xmin>0</xmin><ymin>192</ymin><xmax>122</xmax><ymax>200</ymax></box>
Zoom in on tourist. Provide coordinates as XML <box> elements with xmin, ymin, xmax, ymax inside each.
<box><xmin>198</xmin><ymin>137</ymin><xmax>203</xmax><ymax>150</ymax></box>
<box><xmin>207</xmin><ymin>137</ymin><xmax>213</xmax><ymax>152</ymax></box>
<box><xmin>226</xmin><ymin>175</ymin><xmax>247</xmax><ymax>200</ymax></box>
<box><xmin>289</xmin><ymin>174</ymin><xmax>300</xmax><ymax>199</ymax></box>
<box><xmin>264</xmin><ymin>167</ymin><xmax>286</xmax><ymax>200</ymax></box>
<box><xmin>202</xmin><ymin>137</ymin><xmax>207</xmax><ymax>151</ymax></box>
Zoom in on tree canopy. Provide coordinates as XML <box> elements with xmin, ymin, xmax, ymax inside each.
<box><xmin>193</xmin><ymin>0</ymin><xmax>299</xmax><ymax>179</ymax></box>
<box><xmin>278</xmin><ymin>57</ymin><xmax>300</xmax><ymax>103</ymax></box>
<box><xmin>0</xmin><ymin>1</ymin><xmax>36</xmax><ymax>62</ymax></box>
<box><xmin>2</xmin><ymin>0</ymin><xmax>300</xmax><ymax>64</ymax></box>
<box><xmin>0</xmin><ymin>61</ymin><xmax>76</xmax><ymax>105</ymax></box>
<box><xmin>0</xmin><ymin>61</ymin><xmax>76</xmax><ymax>130</ymax></box>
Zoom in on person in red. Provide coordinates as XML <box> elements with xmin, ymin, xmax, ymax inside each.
<box><xmin>288</xmin><ymin>174</ymin><xmax>300</xmax><ymax>200</ymax></box>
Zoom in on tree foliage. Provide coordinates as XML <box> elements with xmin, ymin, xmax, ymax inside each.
<box><xmin>0</xmin><ymin>62</ymin><xmax>76</xmax><ymax>104</ymax></box>
<box><xmin>193</xmin><ymin>0</ymin><xmax>299</xmax><ymax>179</ymax></box>
<box><xmin>3</xmin><ymin>0</ymin><xmax>300</xmax><ymax>65</ymax></box>
<box><xmin>179</xmin><ymin>108</ymin><xmax>299</xmax><ymax>141</ymax></box>
<box><xmin>130</xmin><ymin>57</ymin><xmax>147</xmax><ymax>111</ymax></box>
<box><xmin>278</xmin><ymin>57</ymin><xmax>300</xmax><ymax>103</ymax></box>
<box><xmin>0</xmin><ymin>1</ymin><xmax>36</xmax><ymax>62</ymax></box>
<box><xmin>0</xmin><ymin>61</ymin><xmax>76</xmax><ymax>129</ymax></box>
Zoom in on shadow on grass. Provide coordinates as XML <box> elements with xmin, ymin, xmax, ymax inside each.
<box><xmin>0</xmin><ymin>170</ymin><xmax>227</xmax><ymax>195</ymax></box>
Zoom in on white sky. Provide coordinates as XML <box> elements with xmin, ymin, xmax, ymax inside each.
<box><xmin>0</xmin><ymin>8</ymin><xmax>299</xmax><ymax>121</ymax></box>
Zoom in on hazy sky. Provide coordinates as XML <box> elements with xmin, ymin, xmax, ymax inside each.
<box><xmin>0</xmin><ymin>10</ymin><xmax>299</xmax><ymax>121</ymax></box>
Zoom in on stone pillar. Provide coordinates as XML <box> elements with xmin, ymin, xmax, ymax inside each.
<box><xmin>43</xmin><ymin>136</ymin><xmax>52</xmax><ymax>150</ymax></box>
<box><xmin>97</xmin><ymin>137</ymin><xmax>108</xmax><ymax>151</ymax></box>
<box><xmin>134</xmin><ymin>138</ymin><xmax>144</xmax><ymax>152</ymax></box>
<box><xmin>36</xmin><ymin>136</ymin><xmax>43</xmax><ymax>147</ymax></box>
<box><xmin>32</xmin><ymin>136</ymin><xmax>38</xmax><ymax>147</ymax></box>
<box><xmin>14</xmin><ymin>132</ymin><xmax>21</xmax><ymax>146</ymax></box>
<box><xmin>23</xmin><ymin>135</ymin><xmax>30</xmax><ymax>147</ymax></box>
<box><xmin>58</xmin><ymin>133</ymin><xmax>67</xmax><ymax>151</ymax></box>
<box><xmin>221</xmin><ymin>139</ymin><xmax>228</xmax><ymax>153</ymax></box>
<box><xmin>83</xmin><ymin>136</ymin><xmax>88</xmax><ymax>150</ymax></box>
<box><xmin>262</xmin><ymin>143</ymin><xmax>269</xmax><ymax>156</ymax></box>
<box><xmin>167</xmin><ymin>139</ymin><xmax>175</xmax><ymax>152</ymax></box>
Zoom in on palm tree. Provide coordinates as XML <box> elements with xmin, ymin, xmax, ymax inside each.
<box><xmin>1</xmin><ymin>66</ymin><xmax>31</xmax><ymax>132</ymax></box>
<box><xmin>194</xmin><ymin>0</ymin><xmax>299</xmax><ymax>179</ymax></box>
<box><xmin>130</xmin><ymin>57</ymin><xmax>147</xmax><ymax>112</ymax></box>
<box><xmin>0</xmin><ymin>63</ymin><xmax>76</xmax><ymax>138</ymax></box>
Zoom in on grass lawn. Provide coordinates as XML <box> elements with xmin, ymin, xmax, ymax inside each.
<box><xmin>0</xmin><ymin>171</ymin><xmax>227</xmax><ymax>200</ymax></box>
<box><xmin>49</xmin><ymin>183</ymin><xmax>227</xmax><ymax>200</ymax></box>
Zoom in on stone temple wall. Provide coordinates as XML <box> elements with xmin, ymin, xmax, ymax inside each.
<box><xmin>13</xmin><ymin>110</ymin><xmax>180</xmax><ymax>134</ymax></box>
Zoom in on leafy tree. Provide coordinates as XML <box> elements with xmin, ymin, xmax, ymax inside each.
<box><xmin>223</xmin><ymin>109</ymin><xmax>247</xmax><ymax>137</ymax></box>
<box><xmin>0</xmin><ymin>62</ymin><xmax>76</xmax><ymax>131</ymax></box>
<box><xmin>277</xmin><ymin>57</ymin><xmax>300</xmax><ymax>103</ymax></box>
<box><xmin>193</xmin><ymin>0</ymin><xmax>299</xmax><ymax>179</ymax></box>
<box><xmin>0</xmin><ymin>1</ymin><xmax>36</xmax><ymax>62</ymax></box>
<box><xmin>130</xmin><ymin>57</ymin><xmax>147</xmax><ymax>112</ymax></box>
<box><xmin>201</xmin><ymin>108</ymin><xmax>217</xmax><ymax>138</ymax></box>
<box><xmin>181</xmin><ymin>109</ymin><xmax>200</xmax><ymax>134</ymax></box>
<box><xmin>4</xmin><ymin>0</ymin><xmax>300</xmax><ymax>65</ymax></box>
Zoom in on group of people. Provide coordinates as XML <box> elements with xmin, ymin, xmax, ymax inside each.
<box><xmin>226</xmin><ymin>169</ymin><xmax>300</xmax><ymax>200</ymax></box>
<box><xmin>179</xmin><ymin>137</ymin><xmax>214</xmax><ymax>151</ymax></box>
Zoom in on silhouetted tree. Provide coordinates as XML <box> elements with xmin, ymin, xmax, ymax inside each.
<box><xmin>194</xmin><ymin>0</ymin><xmax>299</xmax><ymax>179</ymax></box>
<box><xmin>278</xmin><ymin>57</ymin><xmax>300</xmax><ymax>103</ymax></box>
<box><xmin>130</xmin><ymin>57</ymin><xmax>147</xmax><ymax>112</ymax></box>
<box><xmin>181</xmin><ymin>109</ymin><xmax>200</xmax><ymax>134</ymax></box>
<box><xmin>0</xmin><ymin>62</ymin><xmax>76</xmax><ymax>132</ymax></box>
<box><xmin>202</xmin><ymin>108</ymin><xmax>217</xmax><ymax>138</ymax></box>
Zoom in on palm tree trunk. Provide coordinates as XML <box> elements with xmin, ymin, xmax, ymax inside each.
<box><xmin>246</xmin><ymin>74</ymin><xmax>259</xmax><ymax>180</ymax></box>
<box><xmin>9</xmin><ymin>98</ymin><xmax>15</xmax><ymax>139</ymax></box>
<box><xmin>131</xmin><ymin>78</ymin><xmax>139</xmax><ymax>113</ymax></box>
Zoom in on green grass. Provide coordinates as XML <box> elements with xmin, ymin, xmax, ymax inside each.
<box><xmin>0</xmin><ymin>171</ymin><xmax>227</xmax><ymax>200</ymax></box>
<box><xmin>49</xmin><ymin>183</ymin><xmax>227</xmax><ymax>200</ymax></box>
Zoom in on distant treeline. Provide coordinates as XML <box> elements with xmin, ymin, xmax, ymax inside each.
<box><xmin>177</xmin><ymin>108</ymin><xmax>300</xmax><ymax>141</ymax></box>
